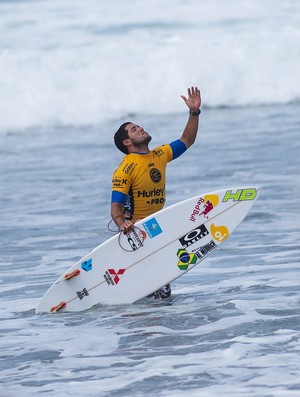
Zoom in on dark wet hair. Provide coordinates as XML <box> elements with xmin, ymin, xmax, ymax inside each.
<box><xmin>114</xmin><ymin>122</ymin><xmax>131</xmax><ymax>154</ymax></box>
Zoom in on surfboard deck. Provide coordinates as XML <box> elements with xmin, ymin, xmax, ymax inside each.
<box><xmin>36</xmin><ymin>187</ymin><xmax>260</xmax><ymax>313</ymax></box>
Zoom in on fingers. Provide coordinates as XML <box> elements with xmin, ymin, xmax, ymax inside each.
<box><xmin>189</xmin><ymin>86</ymin><xmax>200</xmax><ymax>96</ymax></box>
<box><xmin>120</xmin><ymin>220</ymin><xmax>134</xmax><ymax>234</ymax></box>
<box><xmin>182</xmin><ymin>87</ymin><xmax>200</xmax><ymax>100</ymax></box>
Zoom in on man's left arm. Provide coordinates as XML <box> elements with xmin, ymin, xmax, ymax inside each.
<box><xmin>179</xmin><ymin>86</ymin><xmax>201</xmax><ymax>149</ymax></box>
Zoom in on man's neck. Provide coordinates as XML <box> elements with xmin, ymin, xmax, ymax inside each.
<box><xmin>128</xmin><ymin>145</ymin><xmax>150</xmax><ymax>154</ymax></box>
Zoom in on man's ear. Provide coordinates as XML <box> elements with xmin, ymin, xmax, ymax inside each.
<box><xmin>122</xmin><ymin>139</ymin><xmax>131</xmax><ymax>148</ymax></box>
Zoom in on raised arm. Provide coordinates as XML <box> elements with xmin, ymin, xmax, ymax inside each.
<box><xmin>179</xmin><ymin>86</ymin><xmax>201</xmax><ymax>149</ymax></box>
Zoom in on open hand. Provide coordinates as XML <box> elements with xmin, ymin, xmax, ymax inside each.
<box><xmin>181</xmin><ymin>86</ymin><xmax>201</xmax><ymax>111</ymax></box>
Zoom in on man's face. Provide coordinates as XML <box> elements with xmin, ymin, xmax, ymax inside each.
<box><xmin>124</xmin><ymin>123</ymin><xmax>152</xmax><ymax>147</ymax></box>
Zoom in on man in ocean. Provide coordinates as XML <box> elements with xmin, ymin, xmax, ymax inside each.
<box><xmin>111</xmin><ymin>86</ymin><xmax>201</xmax><ymax>299</ymax></box>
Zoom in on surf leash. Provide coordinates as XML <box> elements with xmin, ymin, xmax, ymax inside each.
<box><xmin>118</xmin><ymin>226</ymin><xmax>146</xmax><ymax>252</ymax></box>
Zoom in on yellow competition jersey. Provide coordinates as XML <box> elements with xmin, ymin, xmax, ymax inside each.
<box><xmin>112</xmin><ymin>144</ymin><xmax>174</xmax><ymax>221</ymax></box>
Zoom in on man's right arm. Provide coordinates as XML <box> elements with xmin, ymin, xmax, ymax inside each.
<box><xmin>111</xmin><ymin>168</ymin><xmax>135</xmax><ymax>233</ymax></box>
<box><xmin>111</xmin><ymin>201</ymin><xmax>134</xmax><ymax>233</ymax></box>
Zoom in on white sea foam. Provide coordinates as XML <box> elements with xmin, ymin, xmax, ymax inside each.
<box><xmin>0</xmin><ymin>0</ymin><xmax>300</xmax><ymax>132</ymax></box>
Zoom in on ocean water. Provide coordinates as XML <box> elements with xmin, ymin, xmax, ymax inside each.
<box><xmin>0</xmin><ymin>0</ymin><xmax>300</xmax><ymax>396</ymax></box>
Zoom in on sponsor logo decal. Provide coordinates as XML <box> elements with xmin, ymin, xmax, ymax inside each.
<box><xmin>192</xmin><ymin>239</ymin><xmax>217</xmax><ymax>258</ymax></box>
<box><xmin>147</xmin><ymin>197</ymin><xmax>165</xmax><ymax>205</ymax></box>
<box><xmin>122</xmin><ymin>162</ymin><xmax>137</xmax><ymax>175</ymax></box>
<box><xmin>152</xmin><ymin>149</ymin><xmax>164</xmax><ymax>157</ymax></box>
<box><xmin>81</xmin><ymin>258</ymin><xmax>92</xmax><ymax>272</ymax></box>
<box><xmin>190</xmin><ymin>194</ymin><xmax>219</xmax><ymax>222</ymax></box>
<box><xmin>137</xmin><ymin>188</ymin><xmax>164</xmax><ymax>198</ymax></box>
<box><xmin>126</xmin><ymin>228</ymin><xmax>146</xmax><ymax>250</ymax></box>
<box><xmin>112</xmin><ymin>177</ymin><xmax>128</xmax><ymax>188</ymax></box>
<box><xmin>210</xmin><ymin>223</ymin><xmax>229</xmax><ymax>242</ymax></box>
<box><xmin>142</xmin><ymin>218</ymin><xmax>163</xmax><ymax>239</ymax></box>
<box><xmin>104</xmin><ymin>269</ymin><xmax>126</xmax><ymax>285</ymax></box>
<box><xmin>149</xmin><ymin>168</ymin><xmax>162</xmax><ymax>183</ymax></box>
<box><xmin>137</xmin><ymin>187</ymin><xmax>165</xmax><ymax>205</ymax></box>
<box><xmin>179</xmin><ymin>224</ymin><xmax>209</xmax><ymax>248</ymax></box>
<box><xmin>176</xmin><ymin>248</ymin><xmax>197</xmax><ymax>270</ymax></box>
<box><xmin>222</xmin><ymin>188</ymin><xmax>257</xmax><ymax>202</ymax></box>
<box><xmin>77</xmin><ymin>288</ymin><xmax>89</xmax><ymax>300</ymax></box>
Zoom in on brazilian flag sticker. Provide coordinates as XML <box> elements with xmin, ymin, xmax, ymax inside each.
<box><xmin>176</xmin><ymin>249</ymin><xmax>197</xmax><ymax>270</ymax></box>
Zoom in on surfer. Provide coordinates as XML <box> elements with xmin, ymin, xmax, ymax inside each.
<box><xmin>111</xmin><ymin>86</ymin><xmax>201</xmax><ymax>298</ymax></box>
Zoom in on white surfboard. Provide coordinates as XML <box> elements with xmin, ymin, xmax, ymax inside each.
<box><xmin>36</xmin><ymin>187</ymin><xmax>260</xmax><ymax>313</ymax></box>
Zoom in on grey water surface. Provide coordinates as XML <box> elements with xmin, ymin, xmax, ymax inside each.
<box><xmin>1</xmin><ymin>104</ymin><xmax>299</xmax><ymax>396</ymax></box>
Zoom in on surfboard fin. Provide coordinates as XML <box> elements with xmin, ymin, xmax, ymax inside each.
<box><xmin>50</xmin><ymin>301</ymin><xmax>67</xmax><ymax>313</ymax></box>
<box><xmin>64</xmin><ymin>269</ymin><xmax>81</xmax><ymax>280</ymax></box>
<box><xmin>148</xmin><ymin>284</ymin><xmax>171</xmax><ymax>300</ymax></box>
